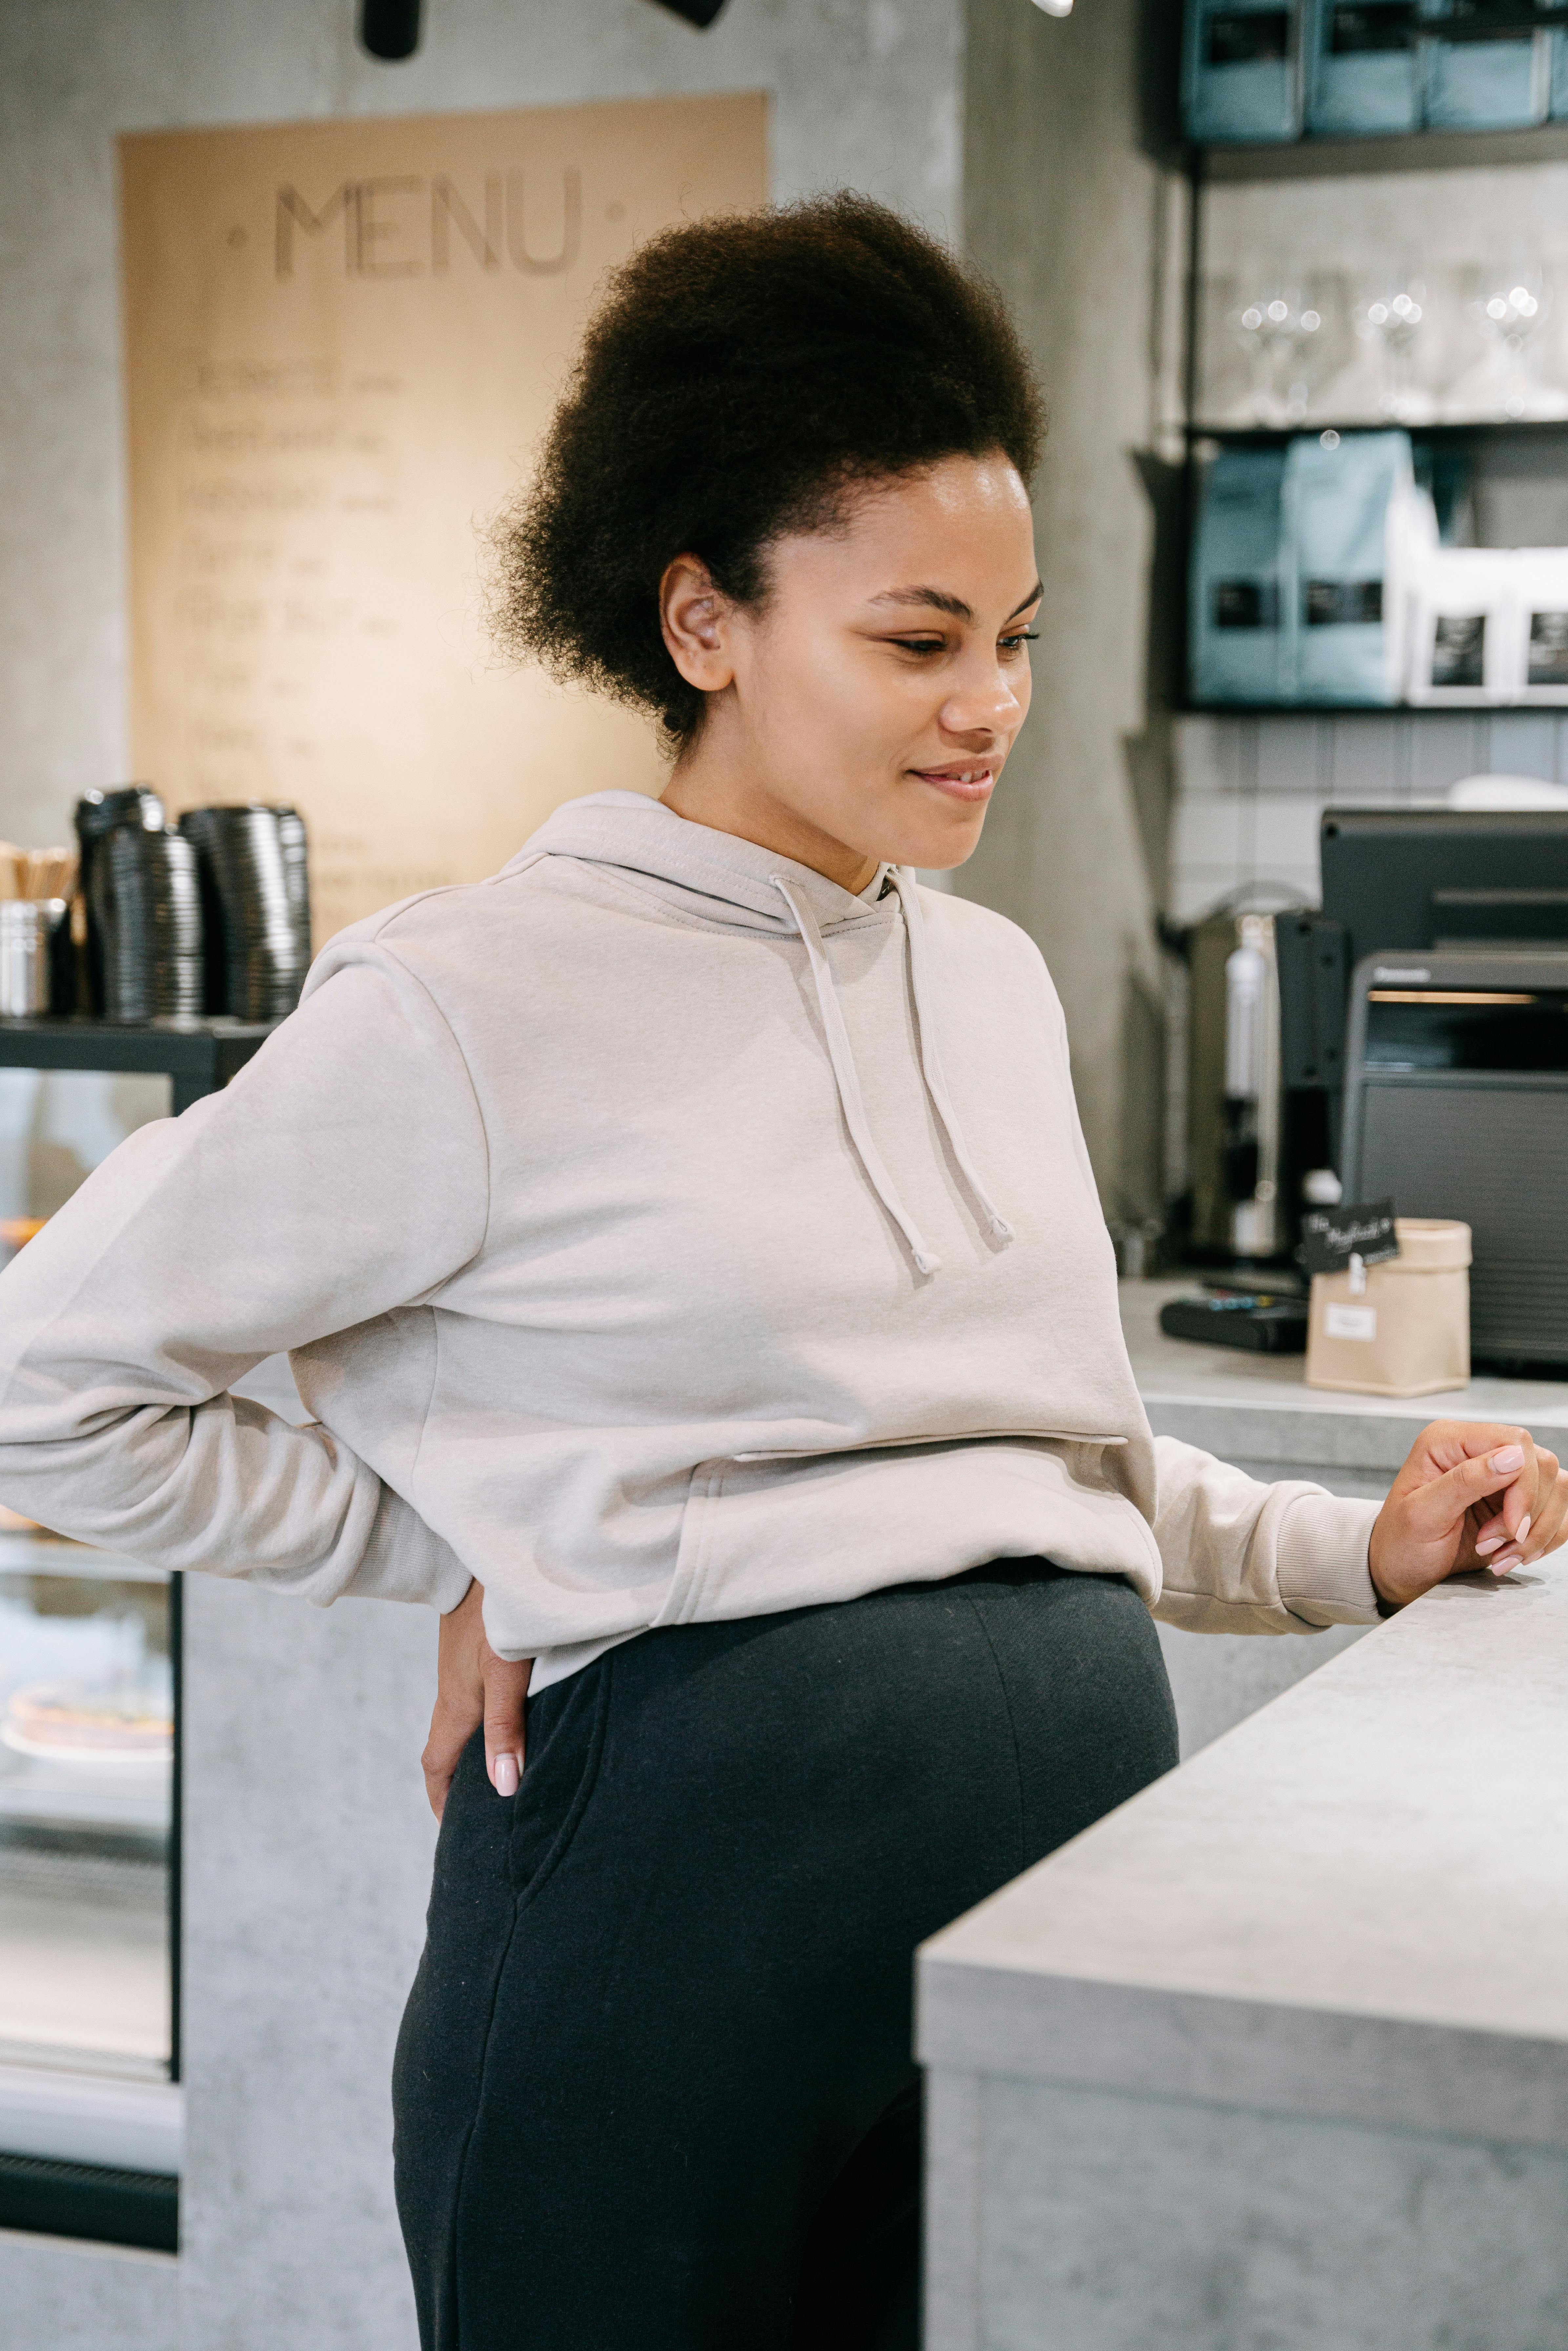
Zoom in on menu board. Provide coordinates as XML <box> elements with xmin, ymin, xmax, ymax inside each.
<box><xmin>120</xmin><ymin>95</ymin><xmax>768</xmax><ymax>942</ymax></box>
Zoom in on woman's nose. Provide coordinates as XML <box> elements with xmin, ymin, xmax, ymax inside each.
<box><xmin>940</xmin><ymin>664</ymin><xmax>1024</xmax><ymax>739</ymax></box>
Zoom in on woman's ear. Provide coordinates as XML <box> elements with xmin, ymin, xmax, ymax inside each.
<box><xmin>659</xmin><ymin>554</ymin><xmax>736</xmax><ymax>693</ymax></box>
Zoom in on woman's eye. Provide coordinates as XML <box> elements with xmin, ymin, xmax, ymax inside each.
<box><xmin>892</xmin><ymin>637</ymin><xmax>947</xmax><ymax>656</ymax></box>
<box><xmin>1000</xmin><ymin>630</ymin><xmax>1040</xmax><ymax>654</ymax></box>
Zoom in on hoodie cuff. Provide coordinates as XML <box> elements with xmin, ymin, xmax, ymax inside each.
<box><xmin>1276</xmin><ymin>1490</ymin><xmax>1383</xmax><ymax>1627</ymax></box>
<box><xmin>331</xmin><ymin>1484</ymin><xmax>476</xmax><ymax>1612</ymax></box>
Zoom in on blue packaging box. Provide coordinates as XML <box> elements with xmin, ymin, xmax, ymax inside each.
<box><xmin>1190</xmin><ymin>447</ymin><xmax>1290</xmax><ymax>704</ymax></box>
<box><xmin>1284</xmin><ymin>431</ymin><xmax>1414</xmax><ymax>704</ymax></box>
<box><xmin>1184</xmin><ymin>0</ymin><xmax>1304</xmax><ymax>140</ymax></box>
<box><xmin>1307</xmin><ymin>0</ymin><xmax>1423</xmax><ymax>131</ymax></box>
<box><xmin>1419</xmin><ymin>0</ymin><xmax>1549</xmax><ymax>129</ymax></box>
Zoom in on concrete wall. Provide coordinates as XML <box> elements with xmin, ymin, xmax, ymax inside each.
<box><xmin>958</xmin><ymin>0</ymin><xmax>1187</xmax><ymax>1223</ymax></box>
<box><xmin>0</xmin><ymin>0</ymin><xmax>963</xmax><ymax>862</ymax></box>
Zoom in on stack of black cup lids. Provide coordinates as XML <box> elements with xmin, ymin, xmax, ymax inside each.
<box><xmin>95</xmin><ymin>827</ymin><xmax>205</xmax><ymax>1025</ymax></box>
<box><xmin>74</xmin><ymin>786</ymin><xmax>166</xmax><ymax>1017</ymax></box>
<box><xmin>270</xmin><ymin>806</ymin><xmax>313</xmax><ymax>973</ymax></box>
<box><xmin>179</xmin><ymin>804</ymin><xmax>308</xmax><ymax>1022</ymax></box>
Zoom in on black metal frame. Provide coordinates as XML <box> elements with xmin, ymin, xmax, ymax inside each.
<box><xmin>0</xmin><ymin>1014</ymin><xmax>271</xmax><ymax>2248</ymax></box>
<box><xmin>0</xmin><ymin>2149</ymin><xmax>177</xmax><ymax>2255</ymax></box>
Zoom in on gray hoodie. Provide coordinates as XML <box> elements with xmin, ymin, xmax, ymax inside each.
<box><xmin>0</xmin><ymin>792</ymin><xmax>1379</xmax><ymax>1687</ymax></box>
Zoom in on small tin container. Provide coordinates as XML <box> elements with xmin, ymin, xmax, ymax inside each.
<box><xmin>0</xmin><ymin>898</ymin><xmax>67</xmax><ymax>1017</ymax></box>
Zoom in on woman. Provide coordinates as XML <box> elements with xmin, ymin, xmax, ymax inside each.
<box><xmin>0</xmin><ymin>197</ymin><xmax>1560</xmax><ymax>2349</ymax></box>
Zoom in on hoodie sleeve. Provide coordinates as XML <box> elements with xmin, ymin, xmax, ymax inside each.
<box><xmin>1149</xmin><ymin>1433</ymin><xmax>1382</xmax><ymax>1635</ymax></box>
<box><xmin>0</xmin><ymin>949</ymin><xmax>486</xmax><ymax>1611</ymax></box>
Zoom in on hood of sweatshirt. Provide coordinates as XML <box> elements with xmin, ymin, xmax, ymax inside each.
<box><xmin>507</xmin><ymin>793</ymin><xmax>1014</xmax><ymax>1279</ymax></box>
<box><xmin>512</xmin><ymin>789</ymin><xmax>888</xmax><ymax>931</ymax></box>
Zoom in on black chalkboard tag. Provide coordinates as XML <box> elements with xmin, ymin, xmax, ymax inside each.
<box><xmin>1296</xmin><ymin>1200</ymin><xmax>1400</xmax><ymax>1278</ymax></box>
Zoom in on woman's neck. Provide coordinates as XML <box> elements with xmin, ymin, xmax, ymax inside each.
<box><xmin>660</xmin><ymin>737</ymin><xmax>880</xmax><ymax>895</ymax></box>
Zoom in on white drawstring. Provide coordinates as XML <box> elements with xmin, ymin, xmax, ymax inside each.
<box><xmin>888</xmin><ymin>869</ymin><xmax>1016</xmax><ymax>1247</ymax></box>
<box><xmin>770</xmin><ymin>878</ymin><xmax>943</xmax><ymax>1276</ymax></box>
<box><xmin>770</xmin><ymin>873</ymin><xmax>1016</xmax><ymax>1276</ymax></box>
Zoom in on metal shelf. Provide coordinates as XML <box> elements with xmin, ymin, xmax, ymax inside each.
<box><xmin>1200</xmin><ymin>121</ymin><xmax>1568</xmax><ymax>185</ymax></box>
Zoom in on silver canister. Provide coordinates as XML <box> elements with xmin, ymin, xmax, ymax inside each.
<box><xmin>0</xmin><ymin>899</ymin><xmax>66</xmax><ymax>1017</ymax></box>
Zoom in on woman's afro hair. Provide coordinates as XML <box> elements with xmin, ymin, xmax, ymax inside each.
<box><xmin>491</xmin><ymin>192</ymin><xmax>1044</xmax><ymax>742</ymax></box>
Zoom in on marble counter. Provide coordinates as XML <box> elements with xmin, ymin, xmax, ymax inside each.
<box><xmin>1127</xmin><ymin>1279</ymin><xmax>1568</xmax><ymax>1758</ymax></box>
<box><xmin>920</xmin><ymin>1317</ymin><xmax>1568</xmax><ymax>2351</ymax></box>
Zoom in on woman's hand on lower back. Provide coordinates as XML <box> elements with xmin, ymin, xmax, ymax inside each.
<box><xmin>1368</xmin><ymin>1420</ymin><xmax>1568</xmax><ymax>1612</ymax></box>
<box><xmin>421</xmin><ymin>1579</ymin><xmax>532</xmax><ymax>1820</ymax></box>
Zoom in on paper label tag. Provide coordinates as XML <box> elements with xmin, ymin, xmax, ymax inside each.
<box><xmin>1529</xmin><ymin>609</ymin><xmax>1568</xmax><ymax>687</ymax></box>
<box><xmin>1330</xmin><ymin>2</ymin><xmax>1418</xmax><ymax>53</ymax></box>
<box><xmin>1297</xmin><ymin>1200</ymin><xmax>1399</xmax><ymax>1277</ymax></box>
<box><xmin>1213</xmin><ymin>579</ymin><xmax>1279</xmax><ymax>630</ymax></box>
<box><xmin>1325</xmin><ymin>1303</ymin><xmax>1378</xmax><ymax>1341</ymax></box>
<box><xmin>1207</xmin><ymin>10</ymin><xmax>1291</xmax><ymax>66</ymax></box>
<box><xmin>1305</xmin><ymin>579</ymin><xmax>1384</xmax><ymax>627</ymax></box>
<box><xmin>1431</xmin><ymin>614</ymin><xmax>1485</xmax><ymax>689</ymax></box>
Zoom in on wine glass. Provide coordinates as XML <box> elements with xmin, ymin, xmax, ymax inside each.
<box><xmin>1230</xmin><ymin>272</ymin><xmax>1324</xmax><ymax>426</ymax></box>
<box><xmin>1472</xmin><ymin>253</ymin><xmax>1551</xmax><ymax>420</ymax></box>
<box><xmin>1352</xmin><ymin>264</ymin><xmax>1431</xmax><ymax>423</ymax></box>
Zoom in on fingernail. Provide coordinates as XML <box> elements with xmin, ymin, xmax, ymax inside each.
<box><xmin>1475</xmin><ymin>1534</ymin><xmax>1505</xmax><ymax>1554</ymax></box>
<box><xmin>1490</xmin><ymin>1446</ymin><xmax>1524</xmax><ymax>1475</ymax></box>
<box><xmin>493</xmin><ymin>1752</ymin><xmax>519</xmax><ymax>1798</ymax></box>
<box><xmin>1517</xmin><ymin>1516</ymin><xmax>1532</xmax><ymax>1545</ymax></box>
<box><xmin>1491</xmin><ymin>1551</ymin><xmax>1521</xmax><ymax>1574</ymax></box>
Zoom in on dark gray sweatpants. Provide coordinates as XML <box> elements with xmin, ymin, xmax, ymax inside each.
<box><xmin>392</xmin><ymin>1557</ymin><xmax>1178</xmax><ymax>2350</ymax></box>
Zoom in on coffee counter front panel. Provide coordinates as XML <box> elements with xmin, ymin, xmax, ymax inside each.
<box><xmin>919</xmin><ymin>1282</ymin><xmax>1568</xmax><ymax>2351</ymax></box>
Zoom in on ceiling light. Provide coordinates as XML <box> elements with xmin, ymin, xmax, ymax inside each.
<box><xmin>358</xmin><ymin>0</ymin><xmax>421</xmax><ymax>60</ymax></box>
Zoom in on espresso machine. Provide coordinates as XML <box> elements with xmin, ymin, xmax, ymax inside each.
<box><xmin>1185</xmin><ymin>892</ymin><xmax>1347</xmax><ymax>1271</ymax></box>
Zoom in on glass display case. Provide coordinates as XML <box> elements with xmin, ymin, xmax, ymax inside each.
<box><xmin>0</xmin><ymin>1062</ymin><xmax>176</xmax><ymax>2104</ymax></box>
<box><xmin>0</xmin><ymin>1535</ymin><xmax>174</xmax><ymax>2080</ymax></box>
<box><xmin>0</xmin><ymin>1020</ymin><xmax>269</xmax><ymax>2248</ymax></box>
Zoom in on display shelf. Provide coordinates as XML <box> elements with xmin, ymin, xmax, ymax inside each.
<box><xmin>1201</xmin><ymin>121</ymin><xmax>1568</xmax><ymax>185</ymax></box>
<box><xmin>0</xmin><ymin>1015</ymin><xmax>271</xmax><ymax>1114</ymax></box>
<box><xmin>1178</xmin><ymin>116</ymin><xmax>1568</xmax><ymax>721</ymax></box>
<box><xmin>1186</xmin><ymin>419</ymin><xmax>1568</xmax><ymax>446</ymax></box>
<box><xmin>1180</xmin><ymin>700</ymin><xmax>1554</xmax><ymax>716</ymax></box>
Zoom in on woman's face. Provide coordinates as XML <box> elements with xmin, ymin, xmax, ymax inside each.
<box><xmin>659</xmin><ymin>452</ymin><xmax>1041</xmax><ymax>889</ymax></box>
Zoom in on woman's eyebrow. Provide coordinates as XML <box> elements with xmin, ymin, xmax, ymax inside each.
<box><xmin>866</xmin><ymin>581</ymin><xmax>1044</xmax><ymax>623</ymax></box>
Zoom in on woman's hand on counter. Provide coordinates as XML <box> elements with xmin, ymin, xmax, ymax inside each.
<box><xmin>421</xmin><ymin>1578</ymin><xmax>532</xmax><ymax>1820</ymax></box>
<box><xmin>1368</xmin><ymin>1421</ymin><xmax>1568</xmax><ymax>1611</ymax></box>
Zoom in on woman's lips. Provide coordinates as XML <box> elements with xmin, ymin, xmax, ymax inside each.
<box><xmin>908</xmin><ymin>765</ymin><xmax>995</xmax><ymax>803</ymax></box>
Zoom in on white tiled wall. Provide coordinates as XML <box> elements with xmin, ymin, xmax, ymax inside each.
<box><xmin>1169</xmin><ymin>710</ymin><xmax>1568</xmax><ymax>921</ymax></box>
